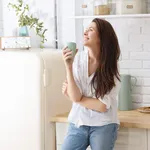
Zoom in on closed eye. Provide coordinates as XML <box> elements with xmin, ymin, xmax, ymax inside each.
<box><xmin>89</xmin><ymin>27</ymin><xmax>94</xmax><ymax>31</ymax></box>
<box><xmin>84</xmin><ymin>27</ymin><xmax>94</xmax><ymax>32</ymax></box>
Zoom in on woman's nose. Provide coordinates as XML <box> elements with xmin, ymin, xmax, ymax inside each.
<box><xmin>84</xmin><ymin>30</ymin><xmax>88</xmax><ymax>35</ymax></box>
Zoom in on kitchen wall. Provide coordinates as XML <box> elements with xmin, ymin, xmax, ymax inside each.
<box><xmin>108</xmin><ymin>17</ymin><xmax>150</xmax><ymax>108</ymax></box>
<box><xmin>1</xmin><ymin>0</ymin><xmax>55</xmax><ymax>48</ymax></box>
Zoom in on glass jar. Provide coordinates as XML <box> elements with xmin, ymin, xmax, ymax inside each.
<box><xmin>94</xmin><ymin>0</ymin><xmax>110</xmax><ymax>15</ymax></box>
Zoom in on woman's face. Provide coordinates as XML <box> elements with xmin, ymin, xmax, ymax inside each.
<box><xmin>83</xmin><ymin>22</ymin><xmax>100</xmax><ymax>47</ymax></box>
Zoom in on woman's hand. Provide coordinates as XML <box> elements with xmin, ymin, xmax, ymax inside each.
<box><xmin>62</xmin><ymin>80</ymin><xmax>69</xmax><ymax>98</ymax></box>
<box><xmin>62</xmin><ymin>47</ymin><xmax>74</xmax><ymax>70</ymax></box>
<box><xmin>62</xmin><ymin>47</ymin><xmax>78</xmax><ymax>70</ymax></box>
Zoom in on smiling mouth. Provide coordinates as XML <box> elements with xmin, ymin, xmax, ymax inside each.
<box><xmin>84</xmin><ymin>37</ymin><xmax>89</xmax><ymax>40</ymax></box>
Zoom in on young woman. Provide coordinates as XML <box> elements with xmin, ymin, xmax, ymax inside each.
<box><xmin>61</xmin><ymin>18</ymin><xmax>121</xmax><ymax>150</ymax></box>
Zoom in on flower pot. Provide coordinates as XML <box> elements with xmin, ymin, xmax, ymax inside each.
<box><xmin>19</xmin><ymin>26</ymin><xmax>29</xmax><ymax>36</ymax></box>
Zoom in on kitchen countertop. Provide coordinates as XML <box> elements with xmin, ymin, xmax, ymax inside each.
<box><xmin>50</xmin><ymin>110</ymin><xmax>150</xmax><ymax>129</ymax></box>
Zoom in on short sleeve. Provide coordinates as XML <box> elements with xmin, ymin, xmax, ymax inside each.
<box><xmin>72</xmin><ymin>52</ymin><xmax>83</xmax><ymax>94</ymax></box>
<box><xmin>94</xmin><ymin>77</ymin><xmax>121</xmax><ymax>109</ymax></box>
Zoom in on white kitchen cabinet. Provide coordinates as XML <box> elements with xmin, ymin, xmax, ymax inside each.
<box><xmin>56</xmin><ymin>123</ymin><xmax>148</xmax><ymax>150</ymax></box>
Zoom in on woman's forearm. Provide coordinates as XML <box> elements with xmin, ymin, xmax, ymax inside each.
<box><xmin>66</xmin><ymin>67</ymin><xmax>82</xmax><ymax>102</ymax></box>
<box><xmin>78</xmin><ymin>96</ymin><xmax>107</xmax><ymax>112</ymax></box>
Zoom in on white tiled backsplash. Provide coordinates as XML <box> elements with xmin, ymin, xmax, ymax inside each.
<box><xmin>83</xmin><ymin>18</ymin><xmax>150</xmax><ymax>108</ymax></box>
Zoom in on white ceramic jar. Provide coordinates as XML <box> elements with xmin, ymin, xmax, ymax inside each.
<box><xmin>116</xmin><ymin>0</ymin><xmax>142</xmax><ymax>14</ymax></box>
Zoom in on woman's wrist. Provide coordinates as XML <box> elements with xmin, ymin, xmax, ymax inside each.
<box><xmin>66</xmin><ymin>66</ymin><xmax>73</xmax><ymax>73</ymax></box>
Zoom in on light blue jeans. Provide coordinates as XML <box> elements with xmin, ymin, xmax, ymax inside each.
<box><xmin>61</xmin><ymin>123</ymin><xmax>118</xmax><ymax>150</ymax></box>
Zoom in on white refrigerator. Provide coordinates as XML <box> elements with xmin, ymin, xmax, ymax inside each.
<box><xmin>0</xmin><ymin>49</ymin><xmax>71</xmax><ymax>150</ymax></box>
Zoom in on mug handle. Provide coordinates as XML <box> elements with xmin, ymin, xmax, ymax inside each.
<box><xmin>131</xmin><ymin>76</ymin><xmax>137</xmax><ymax>91</ymax></box>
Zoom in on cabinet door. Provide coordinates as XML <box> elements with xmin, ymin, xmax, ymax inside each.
<box><xmin>148</xmin><ymin>129</ymin><xmax>150</xmax><ymax>150</ymax></box>
<box><xmin>115</xmin><ymin>127</ymin><xmax>147</xmax><ymax>150</ymax></box>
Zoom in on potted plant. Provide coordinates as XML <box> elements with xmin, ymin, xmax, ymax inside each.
<box><xmin>8</xmin><ymin>0</ymin><xmax>48</xmax><ymax>48</ymax></box>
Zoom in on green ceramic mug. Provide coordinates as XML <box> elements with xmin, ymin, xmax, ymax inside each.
<box><xmin>118</xmin><ymin>74</ymin><xmax>137</xmax><ymax>111</ymax></box>
<box><xmin>67</xmin><ymin>42</ymin><xmax>76</xmax><ymax>56</ymax></box>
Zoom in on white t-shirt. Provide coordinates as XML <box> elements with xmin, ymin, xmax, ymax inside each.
<box><xmin>68</xmin><ymin>49</ymin><xmax>121</xmax><ymax>127</ymax></box>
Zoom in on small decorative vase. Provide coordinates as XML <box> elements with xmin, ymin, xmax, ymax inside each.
<box><xmin>19</xmin><ymin>26</ymin><xmax>29</xmax><ymax>36</ymax></box>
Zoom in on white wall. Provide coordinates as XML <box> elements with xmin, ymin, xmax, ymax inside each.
<box><xmin>1</xmin><ymin>0</ymin><xmax>55</xmax><ymax>48</ymax></box>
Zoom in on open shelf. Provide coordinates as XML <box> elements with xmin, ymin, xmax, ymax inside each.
<box><xmin>69</xmin><ymin>14</ymin><xmax>150</xmax><ymax>19</ymax></box>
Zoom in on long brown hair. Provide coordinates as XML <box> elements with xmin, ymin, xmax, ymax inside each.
<box><xmin>91</xmin><ymin>18</ymin><xmax>120</xmax><ymax>99</ymax></box>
